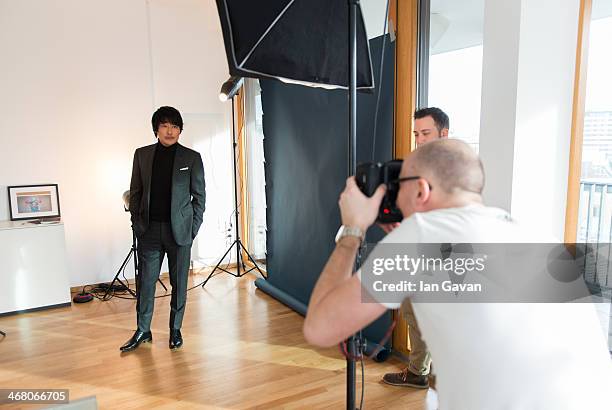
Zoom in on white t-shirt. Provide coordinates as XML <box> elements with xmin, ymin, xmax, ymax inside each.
<box><xmin>364</xmin><ymin>204</ymin><xmax>612</xmax><ymax>410</ymax></box>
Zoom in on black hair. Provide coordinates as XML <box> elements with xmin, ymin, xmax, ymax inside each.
<box><xmin>414</xmin><ymin>107</ymin><xmax>450</xmax><ymax>132</ymax></box>
<box><xmin>151</xmin><ymin>106</ymin><xmax>183</xmax><ymax>135</ymax></box>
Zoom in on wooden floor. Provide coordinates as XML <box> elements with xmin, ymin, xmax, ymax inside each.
<box><xmin>0</xmin><ymin>271</ymin><xmax>426</xmax><ymax>409</ymax></box>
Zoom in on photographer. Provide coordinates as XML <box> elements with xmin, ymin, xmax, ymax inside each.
<box><xmin>303</xmin><ymin>139</ymin><xmax>611</xmax><ymax>409</ymax></box>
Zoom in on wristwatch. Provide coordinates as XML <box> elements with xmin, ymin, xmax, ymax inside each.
<box><xmin>335</xmin><ymin>225</ymin><xmax>365</xmax><ymax>244</ymax></box>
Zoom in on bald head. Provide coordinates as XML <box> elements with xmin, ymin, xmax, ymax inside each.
<box><xmin>406</xmin><ymin>139</ymin><xmax>484</xmax><ymax>195</ymax></box>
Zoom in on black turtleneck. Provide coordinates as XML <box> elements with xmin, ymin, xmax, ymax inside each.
<box><xmin>150</xmin><ymin>141</ymin><xmax>178</xmax><ymax>222</ymax></box>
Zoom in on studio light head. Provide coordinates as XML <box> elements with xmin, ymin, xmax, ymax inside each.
<box><xmin>122</xmin><ymin>190</ymin><xmax>130</xmax><ymax>212</ymax></box>
<box><xmin>219</xmin><ymin>76</ymin><xmax>244</xmax><ymax>102</ymax></box>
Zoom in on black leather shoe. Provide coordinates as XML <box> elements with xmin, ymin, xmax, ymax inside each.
<box><xmin>169</xmin><ymin>329</ymin><xmax>183</xmax><ymax>350</ymax></box>
<box><xmin>120</xmin><ymin>330</ymin><xmax>152</xmax><ymax>352</ymax></box>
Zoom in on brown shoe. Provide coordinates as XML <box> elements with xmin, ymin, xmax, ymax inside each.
<box><xmin>382</xmin><ymin>367</ymin><xmax>429</xmax><ymax>388</ymax></box>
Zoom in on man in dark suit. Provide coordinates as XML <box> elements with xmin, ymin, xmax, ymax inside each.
<box><xmin>120</xmin><ymin>106</ymin><xmax>206</xmax><ymax>352</ymax></box>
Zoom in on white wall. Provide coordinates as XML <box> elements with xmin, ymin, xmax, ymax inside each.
<box><xmin>480</xmin><ymin>0</ymin><xmax>580</xmax><ymax>240</ymax></box>
<box><xmin>511</xmin><ymin>0</ymin><xmax>579</xmax><ymax>240</ymax></box>
<box><xmin>0</xmin><ymin>0</ymin><xmax>233</xmax><ymax>286</ymax></box>
<box><xmin>479</xmin><ymin>0</ymin><xmax>522</xmax><ymax>211</ymax></box>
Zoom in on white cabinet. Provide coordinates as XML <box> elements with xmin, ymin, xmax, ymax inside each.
<box><xmin>0</xmin><ymin>221</ymin><xmax>71</xmax><ymax>315</ymax></box>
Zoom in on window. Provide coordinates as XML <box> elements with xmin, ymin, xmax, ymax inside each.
<box><xmin>577</xmin><ymin>3</ymin><xmax>612</xmax><ymax>244</ymax></box>
<box><xmin>574</xmin><ymin>0</ymin><xmax>612</xmax><ymax>354</ymax></box>
<box><xmin>242</xmin><ymin>79</ymin><xmax>267</xmax><ymax>261</ymax></box>
<box><xmin>426</xmin><ymin>0</ymin><xmax>484</xmax><ymax>152</ymax></box>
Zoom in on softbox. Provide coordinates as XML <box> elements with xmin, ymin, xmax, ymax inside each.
<box><xmin>215</xmin><ymin>0</ymin><xmax>374</xmax><ymax>90</ymax></box>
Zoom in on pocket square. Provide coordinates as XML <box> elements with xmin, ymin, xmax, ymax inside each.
<box><xmin>179</xmin><ymin>167</ymin><xmax>189</xmax><ymax>171</ymax></box>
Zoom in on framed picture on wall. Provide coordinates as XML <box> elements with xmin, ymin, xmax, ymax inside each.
<box><xmin>8</xmin><ymin>184</ymin><xmax>61</xmax><ymax>221</ymax></box>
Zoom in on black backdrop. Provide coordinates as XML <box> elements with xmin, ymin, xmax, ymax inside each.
<box><xmin>255</xmin><ymin>35</ymin><xmax>395</xmax><ymax>351</ymax></box>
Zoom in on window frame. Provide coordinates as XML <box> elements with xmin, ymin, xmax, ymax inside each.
<box><xmin>565</xmin><ymin>0</ymin><xmax>593</xmax><ymax>243</ymax></box>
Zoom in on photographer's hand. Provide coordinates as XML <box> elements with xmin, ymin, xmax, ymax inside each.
<box><xmin>338</xmin><ymin>177</ymin><xmax>386</xmax><ymax>232</ymax></box>
<box><xmin>378</xmin><ymin>222</ymin><xmax>401</xmax><ymax>234</ymax></box>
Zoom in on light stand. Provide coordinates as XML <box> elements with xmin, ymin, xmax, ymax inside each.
<box><xmin>346</xmin><ymin>2</ymin><xmax>362</xmax><ymax>408</ymax></box>
<box><xmin>103</xmin><ymin>201</ymin><xmax>167</xmax><ymax>300</ymax></box>
<box><xmin>103</xmin><ymin>226</ymin><xmax>140</xmax><ymax>299</ymax></box>
<box><xmin>213</xmin><ymin>2</ymin><xmax>375</xmax><ymax>406</ymax></box>
<box><xmin>202</xmin><ymin>79</ymin><xmax>266</xmax><ymax>288</ymax></box>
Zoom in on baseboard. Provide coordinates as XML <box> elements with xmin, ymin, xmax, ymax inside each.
<box><xmin>0</xmin><ymin>302</ymin><xmax>72</xmax><ymax>317</ymax></box>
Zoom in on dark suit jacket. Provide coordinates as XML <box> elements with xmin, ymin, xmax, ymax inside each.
<box><xmin>129</xmin><ymin>142</ymin><xmax>206</xmax><ymax>246</ymax></box>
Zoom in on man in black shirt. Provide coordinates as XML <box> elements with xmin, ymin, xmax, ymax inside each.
<box><xmin>121</xmin><ymin>106</ymin><xmax>206</xmax><ymax>352</ymax></box>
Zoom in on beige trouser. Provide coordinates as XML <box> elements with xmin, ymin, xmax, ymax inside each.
<box><xmin>403</xmin><ymin>300</ymin><xmax>432</xmax><ymax>376</ymax></box>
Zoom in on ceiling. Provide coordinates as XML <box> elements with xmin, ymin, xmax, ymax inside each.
<box><xmin>431</xmin><ymin>0</ymin><xmax>612</xmax><ymax>55</ymax></box>
<box><xmin>430</xmin><ymin>0</ymin><xmax>484</xmax><ymax>55</ymax></box>
<box><xmin>592</xmin><ymin>0</ymin><xmax>612</xmax><ymax>19</ymax></box>
<box><xmin>361</xmin><ymin>0</ymin><xmax>612</xmax><ymax>54</ymax></box>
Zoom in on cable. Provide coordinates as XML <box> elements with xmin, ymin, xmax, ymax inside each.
<box><xmin>366</xmin><ymin>317</ymin><xmax>397</xmax><ymax>360</ymax></box>
<box><xmin>359</xmin><ymin>353</ymin><xmax>365</xmax><ymax>410</ymax></box>
<box><xmin>337</xmin><ymin>317</ymin><xmax>397</xmax><ymax>362</ymax></box>
<box><xmin>187</xmin><ymin>264</ymin><xmax>230</xmax><ymax>290</ymax></box>
<box><xmin>89</xmin><ymin>204</ymin><xmax>239</xmax><ymax>302</ymax></box>
<box><xmin>357</xmin><ymin>329</ymin><xmax>365</xmax><ymax>410</ymax></box>
<box><xmin>371</xmin><ymin>0</ymin><xmax>391</xmax><ymax>162</ymax></box>
<box><xmin>81</xmin><ymin>246</ymin><xmax>236</xmax><ymax>302</ymax></box>
<box><xmin>81</xmin><ymin>283</ymin><xmax>136</xmax><ymax>302</ymax></box>
<box><xmin>355</xmin><ymin>14</ymin><xmax>394</xmax><ymax>395</ymax></box>
<box><xmin>338</xmin><ymin>332</ymin><xmax>367</xmax><ymax>409</ymax></box>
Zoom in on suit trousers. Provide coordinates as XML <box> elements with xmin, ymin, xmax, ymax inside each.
<box><xmin>136</xmin><ymin>221</ymin><xmax>191</xmax><ymax>332</ymax></box>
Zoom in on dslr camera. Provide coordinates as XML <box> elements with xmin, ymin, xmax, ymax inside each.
<box><xmin>355</xmin><ymin>160</ymin><xmax>403</xmax><ymax>223</ymax></box>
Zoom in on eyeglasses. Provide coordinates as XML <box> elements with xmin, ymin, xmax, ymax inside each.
<box><xmin>388</xmin><ymin>176</ymin><xmax>433</xmax><ymax>190</ymax></box>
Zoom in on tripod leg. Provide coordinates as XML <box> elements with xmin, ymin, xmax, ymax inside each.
<box><xmin>104</xmin><ymin>249</ymin><xmax>137</xmax><ymax>299</ymax></box>
<box><xmin>0</xmin><ymin>330</ymin><xmax>5</xmax><ymax>337</ymax></box>
<box><xmin>158</xmin><ymin>278</ymin><xmax>168</xmax><ymax>291</ymax></box>
<box><xmin>238</xmin><ymin>241</ymin><xmax>267</xmax><ymax>279</ymax></box>
<box><xmin>201</xmin><ymin>240</ymin><xmax>237</xmax><ymax>288</ymax></box>
<box><xmin>133</xmin><ymin>234</ymin><xmax>139</xmax><ymax>296</ymax></box>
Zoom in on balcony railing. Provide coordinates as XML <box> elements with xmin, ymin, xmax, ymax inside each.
<box><xmin>578</xmin><ymin>181</ymin><xmax>612</xmax><ymax>352</ymax></box>
<box><xmin>578</xmin><ymin>180</ymin><xmax>612</xmax><ymax>291</ymax></box>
